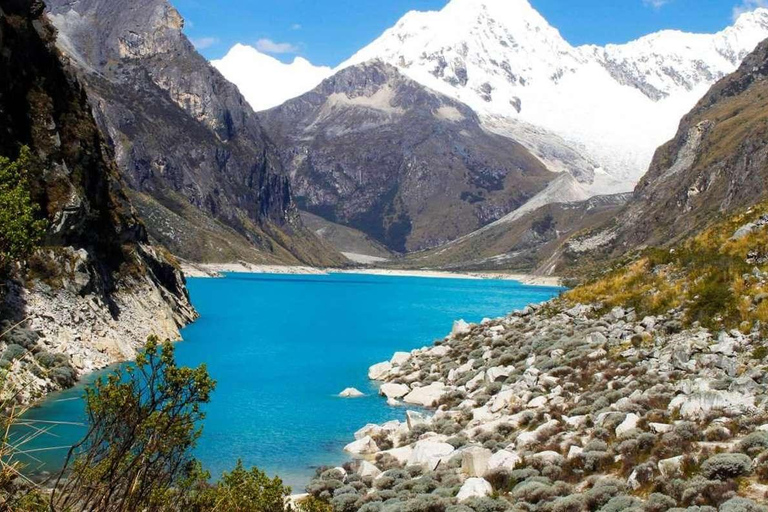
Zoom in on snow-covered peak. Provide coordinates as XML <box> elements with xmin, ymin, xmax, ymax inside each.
<box><xmin>212</xmin><ymin>44</ymin><xmax>332</xmax><ymax>111</ymax></box>
<box><xmin>340</xmin><ymin>0</ymin><xmax>768</xmax><ymax>192</ymax></box>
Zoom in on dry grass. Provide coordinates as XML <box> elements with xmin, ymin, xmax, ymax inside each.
<box><xmin>567</xmin><ymin>201</ymin><xmax>768</xmax><ymax>332</ymax></box>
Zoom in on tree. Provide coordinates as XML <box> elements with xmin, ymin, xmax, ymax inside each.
<box><xmin>0</xmin><ymin>147</ymin><xmax>46</xmax><ymax>272</ymax></box>
<box><xmin>50</xmin><ymin>336</ymin><xmax>215</xmax><ymax>511</ymax></box>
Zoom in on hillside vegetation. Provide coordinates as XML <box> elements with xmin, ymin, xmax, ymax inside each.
<box><xmin>569</xmin><ymin>202</ymin><xmax>768</xmax><ymax>334</ymax></box>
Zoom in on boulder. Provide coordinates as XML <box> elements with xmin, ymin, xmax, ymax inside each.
<box><xmin>357</xmin><ymin>460</ymin><xmax>381</xmax><ymax>479</ymax></box>
<box><xmin>457</xmin><ymin>478</ymin><xmax>493</xmax><ymax>502</ymax></box>
<box><xmin>406</xmin><ymin>410</ymin><xmax>431</xmax><ymax>430</ymax></box>
<box><xmin>339</xmin><ymin>387</ymin><xmax>364</xmax><ymax>398</ymax></box>
<box><xmin>487</xmin><ymin>450</ymin><xmax>522</xmax><ymax>471</ymax></box>
<box><xmin>382</xmin><ymin>446</ymin><xmax>413</xmax><ymax>464</ymax></box>
<box><xmin>452</xmin><ymin>320</ymin><xmax>471</xmax><ymax>337</ymax></box>
<box><xmin>408</xmin><ymin>440</ymin><xmax>455</xmax><ymax>470</ymax></box>
<box><xmin>567</xmin><ymin>446</ymin><xmax>583</xmax><ymax>460</ymax></box>
<box><xmin>380</xmin><ymin>382</ymin><xmax>410</xmax><ymax>399</ymax></box>
<box><xmin>461</xmin><ymin>446</ymin><xmax>492</xmax><ymax>477</ymax></box>
<box><xmin>668</xmin><ymin>391</ymin><xmax>756</xmax><ymax>419</ymax></box>
<box><xmin>403</xmin><ymin>382</ymin><xmax>448</xmax><ymax>407</ymax></box>
<box><xmin>615</xmin><ymin>413</ymin><xmax>640</xmax><ymax>437</ymax></box>
<box><xmin>530</xmin><ymin>451</ymin><xmax>564</xmax><ymax>466</ymax></box>
<box><xmin>658</xmin><ymin>455</ymin><xmax>685</xmax><ymax>478</ymax></box>
<box><xmin>391</xmin><ymin>352</ymin><xmax>411</xmax><ymax>366</ymax></box>
<box><xmin>428</xmin><ymin>345</ymin><xmax>451</xmax><ymax>357</ymax></box>
<box><xmin>649</xmin><ymin>422</ymin><xmax>673</xmax><ymax>434</ymax></box>
<box><xmin>486</xmin><ymin>366</ymin><xmax>514</xmax><ymax>383</ymax></box>
<box><xmin>368</xmin><ymin>361</ymin><xmax>393</xmax><ymax>380</ymax></box>
<box><xmin>344</xmin><ymin>436</ymin><xmax>379</xmax><ymax>455</ymax></box>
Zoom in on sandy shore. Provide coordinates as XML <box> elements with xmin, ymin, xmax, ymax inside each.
<box><xmin>180</xmin><ymin>262</ymin><xmax>563</xmax><ymax>287</ymax></box>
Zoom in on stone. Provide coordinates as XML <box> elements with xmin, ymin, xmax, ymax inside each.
<box><xmin>461</xmin><ymin>446</ymin><xmax>492</xmax><ymax>477</ymax></box>
<box><xmin>487</xmin><ymin>450</ymin><xmax>522</xmax><ymax>471</ymax></box>
<box><xmin>567</xmin><ymin>445</ymin><xmax>583</xmax><ymax>460</ymax></box>
<box><xmin>668</xmin><ymin>391</ymin><xmax>756</xmax><ymax>419</ymax></box>
<box><xmin>408</xmin><ymin>440</ymin><xmax>455</xmax><ymax>470</ymax></box>
<box><xmin>339</xmin><ymin>387</ymin><xmax>364</xmax><ymax>398</ymax></box>
<box><xmin>387</xmin><ymin>397</ymin><xmax>401</xmax><ymax>407</ymax></box>
<box><xmin>380</xmin><ymin>383</ymin><xmax>410</xmax><ymax>399</ymax></box>
<box><xmin>615</xmin><ymin>413</ymin><xmax>640</xmax><ymax>437</ymax></box>
<box><xmin>357</xmin><ymin>460</ymin><xmax>381</xmax><ymax>479</ymax></box>
<box><xmin>452</xmin><ymin>320</ymin><xmax>471</xmax><ymax>337</ymax></box>
<box><xmin>658</xmin><ymin>456</ymin><xmax>685</xmax><ymax>478</ymax></box>
<box><xmin>428</xmin><ymin>345</ymin><xmax>451</xmax><ymax>357</ymax></box>
<box><xmin>530</xmin><ymin>450</ymin><xmax>563</xmax><ymax>465</ymax></box>
<box><xmin>391</xmin><ymin>352</ymin><xmax>411</xmax><ymax>366</ymax></box>
<box><xmin>406</xmin><ymin>410</ymin><xmax>431</xmax><ymax>430</ymax></box>
<box><xmin>382</xmin><ymin>446</ymin><xmax>413</xmax><ymax>464</ymax></box>
<box><xmin>354</xmin><ymin>424</ymin><xmax>379</xmax><ymax>440</ymax></box>
<box><xmin>368</xmin><ymin>361</ymin><xmax>393</xmax><ymax>380</ymax></box>
<box><xmin>527</xmin><ymin>395</ymin><xmax>548</xmax><ymax>408</ymax></box>
<box><xmin>486</xmin><ymin>366</ymin><xmax>514</xmax><ymax>383</ymax></box>
<box><xmin>344</xmin><ymin>436</ymin><xmax>379</xmax><ymax>455</ymax></box>
<box><xmin>649</xmin><ymin>423</ymin><xmax>673</xmax><ymax>434</ymax></box>
<box><xmin>587</xmin><ymin>332</ymin><xmax>607</xmax><ymax>345</ymax></box>
<box><xmin>403</xmin><ymin>382</ymin><xmax>448</xmax><ymax>407</ymax></box>
<box><xmin>456</xmin><ymin>478</ymin><xmax>493</xmax><ymax>502</ymax></box>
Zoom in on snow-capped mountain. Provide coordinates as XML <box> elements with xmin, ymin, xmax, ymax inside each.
<box><xmin>341</xmin><ymin>0</ymin><xmax>768</xmax><ymax>193</ymax></box>
<box><xmin>212</xmin><ymin>44</ymin><xmax>332</xmax><ymax>111</ymax></box>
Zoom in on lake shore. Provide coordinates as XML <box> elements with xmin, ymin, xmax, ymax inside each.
<box><xmin>179</xmin><ymin>262</ymin><xmax>563</xmax><ymax>287</ymax></box>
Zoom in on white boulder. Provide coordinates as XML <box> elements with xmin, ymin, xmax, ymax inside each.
<box><xmin>457</xmin><ymin>478</ymin><xmax>493</xmax><ymax>502</ymax></box>
<box><xmin>486</xmin><ymin>366</ymin><xmax>514</xmax><ymax>383</ymax></box>
<box><xmin>452</xmin><ymin>320</ymin><xmax>471</xmax><ymax>337</ymax></box>
<box><xmin>658</xmin><ymin>456</ymin><xmax>685</xmax><ymax>478</ymax></box>
<box><xmin>380</xmin><ymin>383</ymin><xmax>410</xmax><ymax>399</ymax></box>
<box><xmin>403</xmin><ymin>382</ymin><xmax>448</xmax><ymax>407</ymax></box>
<box><xmin>391</xmin><ymin>352</ymin><xmax>411</xmax><ymax>366</ymax></box>
<box><xmin>487</xmin><ymin>450</ymin><xmax>522</xmax><ymax>471</ymax></box>
<box><xmin>615</xmin><ymin>413</ymin><xmax>640</xmax><ymax>437</ymax></box>
<box><xmin>357</xmin><ymin>460</ymin><xmax>381</xmax><ymax>479</ymax></box>
<box><xmin>344</xmin><ymin>436</ymin><xmax>379</xmax><ymax>455</ymax></box>
<box><xmin>462</xmin><ymin>446</ymin><xmax>492</xmax><ymax>477</ymax></box>
<box><xmin>668</xmin><ymin>391</ymin><xmax>756</xmax><ymax>419</ymax></box>
<box><xmin>408</xmin><ymin>440</ymin><xmax>455</xmax><ymax>470</ymax></box>
<box><xmin>339</xmin><ymin>388</ymin><xmax>364</xmax><ymax>398</ymax></box>
<box><xmin>368</xmin><ymin>361</ymin><xmax>393</xmax><ymax>380</ymax></box>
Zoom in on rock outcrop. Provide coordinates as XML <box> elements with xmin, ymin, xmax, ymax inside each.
<box><xmin>0</xmin><ymin>0</ymin><xmax>195</xmax><ymax>401</ymax></box>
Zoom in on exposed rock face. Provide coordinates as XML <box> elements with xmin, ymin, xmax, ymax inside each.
<box><xmin>261</xmin><ymin>61</ymin><xmax>554</xmax><ymax>252</ymax></box>
<box><xmin>44</xmin><ymin>0</ymin><xmax>344</xmax><ymax>266</ymax></box>
<box><xmin>567</xmin><ymin>37</ymin><xmax>768</xmax><ymax>265</ymax></box>
<box><xmin>0</xmin><ymin>0</ymin><xmax>195</xmax><ymax>401</ymax></box>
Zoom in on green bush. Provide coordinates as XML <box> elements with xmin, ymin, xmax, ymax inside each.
<box><xmin>0</xmin><ymin>147</ymin><xmax>47</xmax><ymax>272</ymax></box>
<box><xmin>700</xmin><ymin>453</ymin><xmax>752</xmax><ymax>480</ymax></box>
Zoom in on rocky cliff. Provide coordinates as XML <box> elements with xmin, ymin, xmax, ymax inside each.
<box><xmin>44</xmin><ymin>0</ymin><xmax>344</xmax><ymax>267</ymax></box>
<box><xmin>0</xmin><ymin>0</ymin><xmax>195</xmax><ymax>401</ymax></box>
<box><xmin>262</xmin><ymin>61</ymin><xmax>555</xmax><ymax>253</ymax></box>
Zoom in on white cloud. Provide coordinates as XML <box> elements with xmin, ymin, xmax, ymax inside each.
<box><xmin>255</xmin><ymin>38</ymin><xmax>300</xmax><ymax>54</ymax></box>
<box><xmin>733</xmin><ymin>0</ymin><xmax>768</xmax><ymax>20</ymax></box>
<box><xmin>291</xmin><ymin>24</ymin><xmax>302</xmax><ymax>30</ymax></box>
<box><xmin>190</xmin><ymin>36</ymin><xmax>219</xmax><ymax>50</ymax></box>
<box><xmin>642</xmin><ymin>0</ymin><xmax>671</xmax><ymax>9</ymax></box>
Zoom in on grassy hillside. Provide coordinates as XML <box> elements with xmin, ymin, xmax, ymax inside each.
<box><xmin>569</xmin><ymin>201</ymin><xmax>768</xmax><ymax>334</ymax></box>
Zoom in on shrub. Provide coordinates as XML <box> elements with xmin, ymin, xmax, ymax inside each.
<box><xmin>719</xmin><ymin>497</ymin><xmax>768</xmax><ymax>512</ymax></box>
<box><xmin>739</xmin><ymin>432</ymin><xmax>768</xmax><ymax>456</ymax></box>
<box><xmin>0</xmin><ymin>147</ymin><xmax>47</xmax><ymax>272</ymax></box>
<box><xmin>700</xmin><ymin>453</ymin><xmax>752</xmax><ymax>480</ymax></box>
<box><xmin>600</xmin><ymin>495</ymin><xmax>643</xmax><ymax>512</ymax></box>
<box><xmin>644</xmin><ymin>492</ymin><xmax>677</xmax><ymax>512</ymax></box>
<box><xmin>461</xmin><ymin>497</ymin><xmax>512</xmax><ymax>512</ymax></box>
<box><xmin>550</xmin><ymin>494</ymin><xmax>585</xmax><ymax>512</ymax></box>
<box><xmin>1</xmin><ymin>344</ymin><xmax>26</xmax><ymax>363</ymax></box>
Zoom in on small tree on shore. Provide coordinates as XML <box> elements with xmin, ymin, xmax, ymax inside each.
<box><xmin>50</xmin><ymin>336</ymin><xmax>215</xmax><ymax>511</ymax></box>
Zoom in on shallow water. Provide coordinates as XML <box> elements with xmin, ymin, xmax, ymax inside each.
<box><xmin>19</xmin><ymin>272</ymin><xmax>562</xmax><ymax>490</ymax></box>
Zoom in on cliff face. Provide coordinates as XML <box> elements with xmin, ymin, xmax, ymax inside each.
<box><xmin>0</xmin><ymin>0</ymin><xmax>195</xmax><ymax>401</ymax></box>
<box><xmin>262</xmin><ymin>61</ymin><xmax>555</xmax><ymax>253</ymax></box>
<box><xmin>44</xmin><ymin>0</ymin><xmax>344</xmax><ymax>266</ymax></box>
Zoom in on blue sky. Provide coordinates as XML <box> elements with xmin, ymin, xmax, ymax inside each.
<box><xmin>177</xmin><ymin>0</ymin><xmax>768</xmax><ymax>66</ymax></box>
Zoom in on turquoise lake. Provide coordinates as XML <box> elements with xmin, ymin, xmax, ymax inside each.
<box><xmin>19</xmin><ymin>272</ymin><xmax>562</xmax><ymax>490</ymax></box>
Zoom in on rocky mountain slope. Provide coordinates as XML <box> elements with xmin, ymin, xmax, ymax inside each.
<box><xmin>261</xmin><ymin>61</ymin><xmax>555</xmax><ymax>253</ymax></box>
<box><xmin>212</xmin><ymin>44</ymin><xmax>332</xmax><ymax>112</ymax></box>
<box><xmin>342</xmin><ymin>0</ymin><xmax>768</xmax><ymax>196</ymax></box>
<box><xmin>564</xmin><ymin>36</ymin><xmax>768</xmax><ymax>270</ymax></box>
<box><xmin>299</xmin><ymin>201</ymin><xmax>768</xmax><ymax>512</ymax></box>
<box><xmin>401</xmin><ymin>190</ymin><xmax>631</xmax><ymax>274</ymax></box>
<box><xmin>0</xmin><ymin>0</ymin><xmax>195</xmax><ymax>401</ymax></box>
<box><xmin>44</xmin><ymin>0</ymin><xmax>345</xmax><ymax>267</ymax></box>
